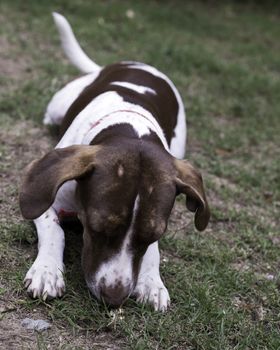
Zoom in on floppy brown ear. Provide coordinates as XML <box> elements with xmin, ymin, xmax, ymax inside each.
<box><xmin>19</xmin><ymin>145</ymin><xmax>100</xmax><ymax>220</ymax></box>
<box><xmin>174</xmin><ymin>159</ymin><xmax>210</xmax><ymax>231</ymax></box>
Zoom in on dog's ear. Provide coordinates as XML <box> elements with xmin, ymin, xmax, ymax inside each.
<box><xmin>19</xmin><ymin>145</ymin><xmax>100</xmax><ymax>220</ymax></box>
<box><xmin>174</xmin><ymin>159</ymin><xmax>210</xmax><ymax>231</ymax></box>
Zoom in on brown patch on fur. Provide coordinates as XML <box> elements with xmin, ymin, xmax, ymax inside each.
<box><xmin>79</xmin><ymin>128</ymin><xmax>140</xmax><ymax>280</ymax></box>
<box><xmin>60</xmin><ymin>62</ymin><xmax>178</xmax><ymax>144</ymax></box>
<box><xmin>174</xmin><ymin>159</ymin><xmax>210</xmax><ymax>231</ymax></box>
<box><xmin>132</xmin><ymin>135</ymin><xmax>177</xmax><ymax>246</ymax></box>
<box><xmin>19</xmin><ymin>145</ymin><xmax>101</xmax><ymax>220</ymax></box>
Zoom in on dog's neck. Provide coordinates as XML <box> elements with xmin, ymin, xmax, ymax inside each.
<box><xmin>88</xmin><ymin>109</ymin><xmax>160</xmax><ymax>132</ymax></box>
<box><xmin>82</xmin><ymin>107</ymin><xmax>169</xmax><ymax>150</ymax></box>
<box><xmin>90</xmin><ymin>123</ymin><xmax>165</xmax><ymax>150</ymax></box>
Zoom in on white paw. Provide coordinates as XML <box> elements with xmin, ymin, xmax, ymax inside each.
<box><xmin>24</xmin><ymin>256</ymin><xmax>65</xmax><ymax>300</ymax></box>
<box><xmin>133</xmin><ymin>275</ymin><xmax>170</xmax><ymax>312</ymax></box>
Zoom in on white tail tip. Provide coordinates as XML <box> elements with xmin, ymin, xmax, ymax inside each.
<box><xmin>52</xmin><ymin>12</ymin><xmax>101</xmax><ymax>73</ymax></box>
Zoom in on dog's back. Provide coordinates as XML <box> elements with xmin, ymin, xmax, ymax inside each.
<box><xmin>60</xmin><ymin>61</ymin><xmax>179</xmax><ymax>143</ymax></box>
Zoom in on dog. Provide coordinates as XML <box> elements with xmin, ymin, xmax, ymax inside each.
<box><xmin>19</xmin><ymin>13</ymin><xmax>210</xmax><ymax>311</ymax></box>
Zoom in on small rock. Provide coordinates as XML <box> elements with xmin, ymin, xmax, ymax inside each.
<box><xmin>21</xmin><ymin>318</ymin><xmax>51</xmax><ymax>332</ymax></box>
<box><xmin>126</xmin><ymin>9</ymin><xmax>135</xmax><ymax>19</ymax></box>
<box><xmin>265</xmin><ymin>273</ymin><xmax>275</xmax><ymax>281</ymax></box>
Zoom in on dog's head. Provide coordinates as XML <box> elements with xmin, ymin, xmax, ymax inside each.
<box><xmin>20</xmin><ymin>140</ymin><xmax>210</xmax><ymax>306</ymax></box>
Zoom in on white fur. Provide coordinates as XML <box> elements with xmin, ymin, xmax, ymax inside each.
<box><xmin>133</xmin><ymin>242</ymin><xmax>170</xmax><ymax>311</ymax></box>
<box><xmin>110</xmin><ymin>81</ymin><xmax>156</xmax><ymax>95</ymax></box>
<box><xmin>24</xmin><ymin>208</ymin><xmax>65</xmax><ymax>299</ymax></box>
<box><xmin>53</xmin><ymin>180</ymin><xmax>78</xmax><ymax>215</ymax></box>
<box><xmin>54</xmin><ymin>90</ymin><xmax>169</xmax><ymax>149</ymax></box>
<box><xmin>44</xmin><ymin>72</ymin><xmax>100</xmax><ymax>125</ymax></box>
<box><xmin>26</xmin><ymin>13</ymin><xmax>187</xmax><ymax>311</ymax></box>
<box><xmin>52</xmin><ymin>12</ymin><xmax>101</xmax><ymax>73</ymax></box>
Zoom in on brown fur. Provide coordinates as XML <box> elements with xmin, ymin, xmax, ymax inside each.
<box><xmin>174</xmin><ymin>159</ymin><xmax>210</xmax><ymax>231</ymax></box>
<box><xmin>19</xmin><ymin>145</ymin><xmax>100</xmax><ymax>219</ymax></box>
<box><xmin>60</xmin><ymin>63</ymin><xmax>178</xmax><ymax>144</ymax></box>
<box><xmin>19</xmin><ymin>63</ymin><xmax>210</xmax><ymax>306</ymax></box>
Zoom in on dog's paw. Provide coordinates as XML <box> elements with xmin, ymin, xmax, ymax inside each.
<box><xmin>133</xmin><ymin>275</ymin><xmax>170</xmax><ymax>312</ymax></box>
<box><xmin>24</xmin><ymin>256</ymin><xmax>65</xmax><ymax>300</ymax></box>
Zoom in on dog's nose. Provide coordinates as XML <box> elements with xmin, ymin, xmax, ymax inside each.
<box><xmin>99</xmin><ymin>284</ymin><xmax>130</xmax><ymax>307</ymax></box>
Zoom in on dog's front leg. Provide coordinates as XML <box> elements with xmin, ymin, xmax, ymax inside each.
<box><xmin>24</xmin><ymin>207</ymin><xmax>65</xmax><ymax>299</ymax></box>
<box><xmin>133</xmin><ymin>242</ymin><xmax>170</xmax><ymax>312</ymax></box>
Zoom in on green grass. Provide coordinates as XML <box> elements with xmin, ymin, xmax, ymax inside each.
<box><xmin>0</xmin><ymin>1</ymin><xmax>279</xmax><ymax>349</ymax></box>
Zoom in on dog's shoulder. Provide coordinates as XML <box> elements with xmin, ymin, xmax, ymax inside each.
<box><xmin>60</xmin><ymin>62</ymin><xmax>179</xmax><ymax>144</ymax></box>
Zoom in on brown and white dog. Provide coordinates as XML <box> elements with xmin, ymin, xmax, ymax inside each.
<box><xmin>19</xmin><ymin>13</ymin><xmax>210</xmax><ymax>311</ymax></box>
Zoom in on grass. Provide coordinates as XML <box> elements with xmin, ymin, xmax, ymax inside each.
<box><xmin>0</xmin><ymin>0</ymin><xmax>279</xmax><ymax>349</ymax></box>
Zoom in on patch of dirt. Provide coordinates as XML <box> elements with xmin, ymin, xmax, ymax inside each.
<box><xmin>213</xmin><ymin>115</ymin><xmax>240</xmax><ymax>128</ymax></box>
<box><xmin>0</xmin><ymin>312</ymin><xmax>123</xmax><ymax>350</ymax></box>
<box><xmin>0</xmin><ymin>35</ymin><xmax>33</xmax><ymax>94</ymax></box>
<box><xmin>231</xmin><ymin>296</ymin><xmax>266</xmax><ymax>322</ymax></box>
<box><xmin>207</xmin><ymin>172</ymin><xmax>279</xmax><ymax>230</ymax></box>
<box><xmin>208</xmin><ymin>173</ymin><xmax>239</xmax><ymax>193</ymax></box>
<box><xmin>167</xmin><ymin>199</ymin><xmax>193</xmax><ymax>239</ymax></box>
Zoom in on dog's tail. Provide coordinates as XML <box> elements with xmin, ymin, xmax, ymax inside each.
<box><xmin>52</xmin><ymin>12</ymin><xmax>101</xmax><ymax>73</ymax></box>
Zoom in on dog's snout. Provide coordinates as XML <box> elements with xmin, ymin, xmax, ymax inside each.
<box><xmin>99</xmin><ymin>284</ymin><xmax>130</xmax><ymax>307</ymax></box>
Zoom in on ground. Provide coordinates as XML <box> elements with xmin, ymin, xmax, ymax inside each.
<box><xmin>0</xmin><ymin>1</ymin><xmax>279</xmax><ymax>349</ymax></box>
